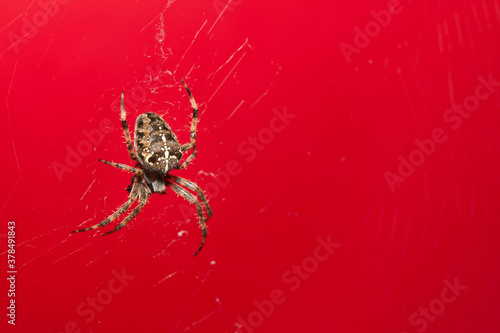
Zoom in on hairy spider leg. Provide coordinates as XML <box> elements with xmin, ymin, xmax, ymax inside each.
<box><xmin>177</xmin><ymin>79</ymin><xmax>199</xmax><ymax>170</ymax></box>
<box><xmin>101</xmin><ymin>198</ymin><xmax>148</xmax><ymax>236</ymax></box>
<box><xmin>167</xmin><ymin>174</ymin><xmax>213</xmax><ymax>220</ymax></box>
<box><xmin>72</xmin><ymin>190</ymin><xmax>139</xmax><ymax>233</ymax></box>
<box><xmin>98</xmin><ymin>159</ymin><xmax>143</xmax><ymax>175</ymax></box>
<box><xmin>166</xmin><ymin>179</ymin><xmax>207</xmax><ymax>256</ymax></box>
<box><xmin>120</xmin><ymin>91</ymin><xmax>138</xmax><ymax>161</ymax></box>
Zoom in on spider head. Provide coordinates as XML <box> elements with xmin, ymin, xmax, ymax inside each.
<box><xmin>142</xmin><ymin>170</ymin><xmax>167</xmax><ymax>194</ymax></box>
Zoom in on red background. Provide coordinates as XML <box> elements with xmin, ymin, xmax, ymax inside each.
<box><xmin>1</xmin><ymin>0</ymin><xmax>500</xmax><ymax>332</ymax></box>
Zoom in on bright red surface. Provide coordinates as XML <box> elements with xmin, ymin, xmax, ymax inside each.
<box><xmin>1</xmin><ymin>0</ymin><xmax>500</xmax><ymax>332</ymax></box>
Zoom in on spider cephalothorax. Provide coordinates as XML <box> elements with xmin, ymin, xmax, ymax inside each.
<box><xmin>72</xmin><ymin>80</ymin><xmax>212</xmax><ymax>256</ymax></box>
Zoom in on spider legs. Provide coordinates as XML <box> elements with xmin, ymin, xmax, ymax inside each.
<box><xmin>167</xmin><ymin>174</ymin><xmax>213</xmax><ymax>219</ymax></box>
<box><xmin>72</xmin><ymin>176</ymin><xmax>150</xmax><ymax>235</ymax></box>
<box><xmin>98</xmin><ymin>159</ymin><xmax>143</xmax><ymax>175</ymax></box>
<box><xmin>177</xmin><ymin>79</ymin><xmax>199</xmax><ymax>170</ymax></box>
<box><xmin>72</xmin><ymin>192</ymin><xmax>138</xmax><ymax>233</ymax></box>
<box><xmin>120</xmin><ymin>91</ymin><xmax>138</xmax><ymax>161</ymax></box>
<box><xmin>166</xmin><ymin>179</ymin><xmax>207</xmax><ymax>256</ymax></box>
<box><xmin>101</xmin><ymin>198</ymin><xmax>147</xmax><ymax>236</ymax></box>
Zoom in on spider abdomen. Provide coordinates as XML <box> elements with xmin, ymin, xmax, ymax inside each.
<box><xmin>134</xmin><ymin>112</ymin><xmax>182</xmax><ymax>174</ymax></box>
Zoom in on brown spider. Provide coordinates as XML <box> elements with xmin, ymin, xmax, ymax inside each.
<box><xmin>72</xmin><ymin>80</ymin><xmax>213</xmax><ymax>256</ymax></box>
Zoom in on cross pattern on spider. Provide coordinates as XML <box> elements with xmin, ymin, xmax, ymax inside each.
<box><xmin>72</xmin><ymin>80</ymin><xmax>213</xmax><ymax>256</ymax></box>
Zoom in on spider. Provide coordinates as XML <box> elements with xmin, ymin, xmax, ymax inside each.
<box><xmin>72</xmin><ymin>80</ymin><xmax>213</xmax><ymax>256</ymax></box>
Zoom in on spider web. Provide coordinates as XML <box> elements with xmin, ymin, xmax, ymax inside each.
<box><xmin>3</xmin><ymin>0</ymin><xmax>500</xmax><ymax>332</ymax></box>
<box><xmin>0</xmin><ymin>1</ymin><xmax>281</xmax><ymax>332</ymax></box>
